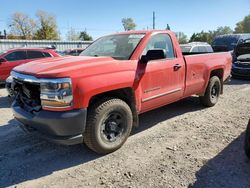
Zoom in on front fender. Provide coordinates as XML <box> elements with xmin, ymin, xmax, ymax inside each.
<box><xmin>74</xmin><ymin>71</ymin><xmax>136</xmax><ymax>108</ymax></box>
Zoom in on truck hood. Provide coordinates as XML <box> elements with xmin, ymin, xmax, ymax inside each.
<box><xmin>13</xmin><ymin>56</ymin><xmax>132</xmax><ymax>78</ymax></box>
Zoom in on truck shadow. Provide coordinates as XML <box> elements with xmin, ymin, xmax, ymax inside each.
<box><xmin>189</xmin><ymin>132</ymin><xmax>250</xmax><ymax>188</ymax></box>
<box><xmin>0</xmin><ymin>97</ymin><xmax>214</xmax><ymax>187</ymax></box>
<box><xmin>133</xmin><ymin>96</ymin><xmax>204</xmax><ymax>135</ymax></box>
<box><xmin>0</xmin><ymin>87</ymin><xmax>11</xmax><ymax>109</ymax></box>
<box><xmin>0</xmin><ymin>120</ymin><xmax>101</xmax><ymax>187</ymax></box>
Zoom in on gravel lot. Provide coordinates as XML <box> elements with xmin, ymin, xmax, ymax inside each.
<box><xmin>0</xmin><ymin>79</ymin><xmax>250</xmax><ymax>188</ymax></box>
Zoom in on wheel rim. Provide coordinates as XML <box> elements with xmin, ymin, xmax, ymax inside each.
<box><xmin>101</xmin><ymin>112</ymin><xmax>125</xmax><ymax>143</ymax></box>
<box><xmin>211</xmin><ymin>82</ymin><xmax>220</xmax><ymax>101</ymax></box>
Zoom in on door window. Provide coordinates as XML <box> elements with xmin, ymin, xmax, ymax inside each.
<box><xmin>43</xmin><ymin>52</ymin><xmax>52</xmax><ymax>57</ymax></box>
<box><xmin>27</xmin><ymin>51</ymin><xmax>45</xmax><ymax>59</ymax></box>
<box><xmin>143</xmin><ymin>34</ymin><xmax>175</xmax><ymax>59</ymax></box>
<box><xmin>4</xmin><ymin>51</ymin><xmax>27</xmax><ymax>61</ymax></box>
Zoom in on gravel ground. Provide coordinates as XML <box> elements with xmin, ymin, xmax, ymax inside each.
<box><xmin>0</xmin><ymin>78</ymin><xmax>250</xmax><ymax>188</ymax></box>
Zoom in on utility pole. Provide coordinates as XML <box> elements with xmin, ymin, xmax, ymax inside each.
<box><xmin>153</xmin><ymin>11</ymin><xmax>155</xmax><ymax>29</ymax></box>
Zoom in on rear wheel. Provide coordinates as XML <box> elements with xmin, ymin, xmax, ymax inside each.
<box><xmin>83</xmin><ymin>98</ymin><xmax>133</xmax><ymax>154</ymax></box>
<box><xmin>200</xmin><ymin>76</ymin><xmax>221</xmax><ymax>107</ymax></box>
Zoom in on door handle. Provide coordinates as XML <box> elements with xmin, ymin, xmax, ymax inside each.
<box><xmin>174</xmin><ymin>64</ymin><xmax>182</xmax><ymax>71</ymax></box>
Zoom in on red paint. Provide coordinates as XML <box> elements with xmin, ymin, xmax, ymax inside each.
<box><xmin>0</xmin><ymin>48</ymin><xmax>60</xmax><ymax>81</ymax></box>
<box><xmin>13</xmin><ymin>30</ymin><xmax>232</xmax><ymax>113</ymax></box>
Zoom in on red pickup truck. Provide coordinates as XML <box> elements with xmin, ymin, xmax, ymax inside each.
<box><xmin>10</xmin><ymin>30</ymin><xmax>232</xmax><ymax>154</ymax></box>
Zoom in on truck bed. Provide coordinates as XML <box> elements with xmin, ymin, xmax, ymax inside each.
<box><xmin>183</xmin><ymin>52</ymin><xmax>232</xmax><ymax>97</ymax></box>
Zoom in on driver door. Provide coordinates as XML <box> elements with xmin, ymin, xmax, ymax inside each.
<box><xmin>138</xmin><ymin>33</ymin><xmax>185</xmax><ymax>112</ymax></box>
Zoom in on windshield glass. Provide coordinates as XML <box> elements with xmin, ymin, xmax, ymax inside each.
<box><xmin>0</xmin><ymin>51</ymin><xmax>7</xmax><ymax>56</ymax></box>
<box><xmin>180</xmin><ymin>46</ymin><xmax>192</xmax><ymax>53</ymax></box>
<box><xmin>80</xmin><ymin>34</ymin><xmax>145</xmax><ymax>60</ymax></box>
<box><xmin>212</xmin><ymin>36</ymin><xmax>240</xmax><ymax>51</ymax></box>
<box><xmin>236</xmin><ymin>42</ymin><xmax>250</xmax><ymax>56</ymax></box>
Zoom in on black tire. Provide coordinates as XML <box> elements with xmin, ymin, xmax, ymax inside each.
<box><xmin>244</xmin><ymin>120</ymin><xmax>250</xmax><ymax>159</ymax></box>
<box><xmin>200</xmin><ymin>76</ymin><xmax>221</xmax><ymax>107</ymax></box>
<box><xmin>83</xmin><ymin>98</ymin><xmax>133</xmax><ymax>154</ymax></box>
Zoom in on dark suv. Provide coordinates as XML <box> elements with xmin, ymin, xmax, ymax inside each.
<box><xmin>232</xmin><ymin>39</ymin><xmax>250</xmax><ymax>78</ymax></box>
<box><xmin>212</xmin><ymin>34</ymin><xmax>250</xmax><ymax>52</ymax></box>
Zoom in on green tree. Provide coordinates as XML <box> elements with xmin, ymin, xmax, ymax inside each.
<box><xmin>189</xmin><ymin>31</ymin><xmax>211</xmax><ymax>43</ymax></box>
<box><xmin>9</xmin><ymin>12</ymin><xmax>36</xmax><ymax>39</ymax></box>
<box><xmin>175</xmin><ymin>32</ymin><xmax>188</xmax><ymax>44</ymax></box>
<box><xmin>214</xmin><ymin>26</ymin><xmax>233</xmax><ymax>36</ymax></box>
<box><xmin>189</xmin><ymin>33</ymin><xmax>197</xmax><ymax>42</ymax></box>
<box><xmin>34</xmin><ymin>10</ymin><xmax>60</xmax><ymax>40</ymax></box>
<box><xmin>79</xmin><ymin>31</ymin><xmax>93</xmax><ymax>41</ymax></box>
<box><xmin>189</xmin><ymin>26</ymin><xmax>233</xmax><ymax>44</ymax></box>
<box><xmin>235</xmin><ymin>15</ymin><xmax>250</xmax><ymax>33</ymax></box>
<box><xmin>122</xmin><ymin>18</ymin><xmax>136</xmax><ymax>31</ymax></box>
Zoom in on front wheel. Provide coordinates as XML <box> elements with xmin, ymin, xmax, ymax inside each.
<box><xmin>200</xmin><ymin>76</ymin><xmax>221</xmax><ymax>107</ymax></box>
<box><xmin>83</xmin><ymin>98</ymin><xmax>133</xmax><ymax>154</ymax></box>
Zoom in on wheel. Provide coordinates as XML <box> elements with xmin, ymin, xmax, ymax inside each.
<box><xmin>83</xmin><ymin>98</ymin><xmax>133</xmax><ymax>154</ymax></box>
<box><xmin>200</xmin><ymin>76</ymin><xmax>221</xmax><ymax>107</ymax></box>
<box><xmin>244</xmin><ymin>120</ymin><xmax>250</xmax><ymax>159</ymax></box>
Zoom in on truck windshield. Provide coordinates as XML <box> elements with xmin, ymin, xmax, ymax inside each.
<box><xmin>80</xmin><ymin>34</ymin><xmax>145</xmax><ymax>60</ymax></box>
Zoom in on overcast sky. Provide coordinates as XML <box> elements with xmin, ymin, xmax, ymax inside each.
<box><xmin>0</xmin><ymin>0</ymin><xmax>249</xmax><ymax>40</ymax></box>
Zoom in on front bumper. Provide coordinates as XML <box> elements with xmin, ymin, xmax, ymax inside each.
<box><xmin>12</xmin><ymin>100</ymin><xmax>87</xmax><ymax>145</ymax></box>
<box><xmin>232</xmin><ymin>63</ymin><xmax>250</xmax><ymax>78</ymax></box>
<box><xmin>232</xmin><ymin>68</ymin><xmax>250</xmax><ymax>78</ymax></box>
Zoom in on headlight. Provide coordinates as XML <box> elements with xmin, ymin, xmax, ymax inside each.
<box><xmin>40</xmin><ymin>78</ymin><xmax>73</xmax><ymax>109</ymax></box>
<box><xmin>6</xmin><ymin>75</ymin><xmax>13</xmax><ymax>83</ymax></box>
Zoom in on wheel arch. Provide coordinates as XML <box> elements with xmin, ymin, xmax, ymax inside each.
<box><xmin>88</xmin><ymin>87</ymin><xmax>139</xmax><ymax>127</ymax></box>
<box><xmin>209</xmin><ymin>68</ymin><xmax>224</xmax><ymax>94</ymax></box>
<box><xmin>200</xmin><ymin>68</ymin><xmax>224</xmax><ymax>96</ymax></box>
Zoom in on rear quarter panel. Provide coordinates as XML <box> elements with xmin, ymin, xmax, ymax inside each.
<box><xmin>183</xmin><ymin>52</ymin><xmax>232</xmax><ymax>97</ymax></box>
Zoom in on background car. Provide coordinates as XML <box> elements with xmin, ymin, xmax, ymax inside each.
<box><xmin>232</xmin><ymin>39</ymin><xmax>250</xmax><ymax>78</ymax></box>
<box><xmin>0</xmin><ymin>47</ymin><xmax>61</xmax><ymax>83</ymax></box>
<box><xmin>64</xmin><ymin>48</ymin><xmax>85</xmax><ymax>56</ymax></box>
<box><xmin>212</xmin><ymin>34</ymin><xmax>250</xmax><ymax>52</ymax></box>
<box><xmin>180</xmin><ymin>42</ymin><xmax>213</xmax><ymax>53</ymax></box>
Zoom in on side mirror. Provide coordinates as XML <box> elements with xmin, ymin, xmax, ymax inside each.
<box><xmin>140</xmin><ymin>49</ymin><xmax>166</xmax><ymax>64</ymax></box>
<box><xmin>0</xmin><ymin>58</ymin><xmax>7</xmax><ymax>64</ymax></box>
